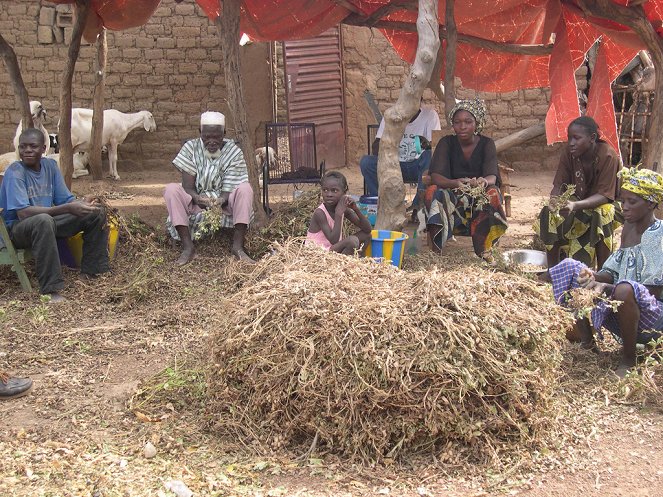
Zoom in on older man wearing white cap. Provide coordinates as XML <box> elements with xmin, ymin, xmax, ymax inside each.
<box><xmin>163</xmin><ymin>111</ymin><xmax>254</xmax><ymax>264</ymax></box>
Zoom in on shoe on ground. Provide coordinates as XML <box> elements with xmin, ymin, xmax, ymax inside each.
<box><xmin>0</xmin><ymin>377</ymin><xmax>33</xmax><ymax>400</ymax></box>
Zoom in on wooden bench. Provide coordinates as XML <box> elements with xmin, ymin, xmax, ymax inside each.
<box><xmin>0</xmin><ymin>208</ymin><xmax>33</xmax><ymax>292</ymax></box>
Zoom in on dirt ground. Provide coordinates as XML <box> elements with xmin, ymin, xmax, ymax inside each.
<box><xmin>1</xmin><ymin>165</ymin><xmax>661</xmax><ymax>497</ymax></box>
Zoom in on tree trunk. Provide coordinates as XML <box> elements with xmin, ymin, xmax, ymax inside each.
<box><xmin>215</xmin><ymin>0</ymin><xmax>267</xmax><ymax>227</ymax></box>
<box><xmin>0</xmin><ymin>33</ymin><xmax>32</xmax><ymax>128</ymax></box>
<box><xmin>443</xmin><ymin>0</ymin><xmax>457</xmax><ymax>123</ymax></box>
<box><xmin>375</xmin><ymin>0</ymin><xmax>440</xmax><ymax>230</ymax></box>
<box><xmin>89</xmin><ymin>28</ymin><xmax>107</xmax><ymax>180</ymax></box>
<box><xmin>59</xmin><ymin>0</ymin><xmax>90</xmax><ymax>188</ymax></box>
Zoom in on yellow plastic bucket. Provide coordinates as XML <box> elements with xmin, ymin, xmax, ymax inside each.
<box><xmin>65</xmin><ymin>222</ymin><xmax>119</xmax><ymax>267</ymax></box>
<box><xmin>365</xmin><ymin>230</ymin><xmax>408</xmax><ymax>268</ymax></box>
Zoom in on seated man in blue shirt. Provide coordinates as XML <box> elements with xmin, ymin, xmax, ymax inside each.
<box><xmin>0</xmin><ymin>129</ymin><xmax>109</xmax><ymax>302</ymax></box>
<box><xmin>359</xmin><ymin>104</ymin><xmax>441</xmax><ymax>214</ymax></box>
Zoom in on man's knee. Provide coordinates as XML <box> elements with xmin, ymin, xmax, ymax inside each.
<box><xmin>359</xmin><ymin>155</ymin><xmax>377</xmax><ymax>175</ymax></box>
<box><xmin>613</xmin><ymin>282</ymin><xmax>635</xmax><ymax>302</ymax></box>
<box><xmin>418</xmin><ymin>149</ymin><xmax>432</xmax><ymax>169</ymax></box>
<box><xmin>234</xmin><ymin>181</ymin><xmax>253</xmax><ymax>198</ymax></box>
<box><xmin>163</xmin><ymin>182</ymin><xmax>184</xmax><ymax>199</ymax></box>
<box><xmin>29</xmin><ymin>213</ymin><xmax>56</xmax><ymax>232</ymax></box>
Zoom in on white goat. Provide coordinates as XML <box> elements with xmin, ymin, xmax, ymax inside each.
<box><xmin>68</xmin><ymin>109</ymin><xmax>157</xmax><ymax>180</ymax></box>
<box><xmin>254</xmin><ymin>146</ymin><xmax>276</xmax><ymax>167</ymax></box>
<box><xmin>13</xmin><ymin>101</ymin><xmax>51</xmax><ymax>158</ymax></box>
<box><xmin>254</xmin><ymin>146</ymin><xmax>277</xmax><ymax>188</ymax></box>
<box><xmin>46</xmin><ymin>153</ymin><xmax>90</xmax><ymax>178</ymax></box>
<box><xmin>0</xmin><ymin>152</ymin><xmax>17</xmax><ymax>175</ymax></box>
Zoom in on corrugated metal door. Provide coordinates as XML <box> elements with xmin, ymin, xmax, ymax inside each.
<box><xmin>283</xmin><ymin>27</ymin><xmax>346</xmax><ymax>168</ymax></box>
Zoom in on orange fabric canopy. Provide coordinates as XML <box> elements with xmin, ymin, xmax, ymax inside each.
<box><xmin>49</xmin><ymin>0</ymin><xmax>663</xmax><ymax>152</ymax></box>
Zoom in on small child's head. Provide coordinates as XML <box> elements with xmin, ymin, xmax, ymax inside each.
<box><xmin>321</xmin><ymin>171</ymin><xmax>348</xmax><ymax>206</ymax></box>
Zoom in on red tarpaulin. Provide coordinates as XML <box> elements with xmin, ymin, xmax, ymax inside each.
<box><xmin>49</xmin><ymin>0</ymin><xmax>663</xmax><ymax>150</ymax></box>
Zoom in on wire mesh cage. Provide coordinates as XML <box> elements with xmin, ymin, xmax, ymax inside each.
<box><xmin>264</xmin><ymin>123</ymin><xmax>319</xmax><ymax>183</ymax></box>
<box><xmin>614</xmin><ymin>85</ymin><xmax>654</xmax><ymax>168</ymax></box>
<box><xmin>262</xmin><ymin>122</ymin><xmax>323</xmax><ymax>211</ymax></box>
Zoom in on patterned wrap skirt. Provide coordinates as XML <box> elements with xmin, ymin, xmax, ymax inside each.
<box><xmin>536</xmin><ymin>199</ymin><xmax>622</xmax><ymax>267</ymax></box>
<box><xmin>424</xmin><ymin>184</ymin><xmax>508</xmax><ymax>256</ymax></box>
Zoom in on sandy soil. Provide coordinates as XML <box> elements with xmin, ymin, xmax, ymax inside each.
<box><xmin>1</xmin><ymin>165</ymin><xmax>661</xmax><ymax>497</ymax></box>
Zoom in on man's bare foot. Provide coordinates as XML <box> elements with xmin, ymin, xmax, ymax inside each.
<box><xmin>537</xmin><ymin>270</ymin><xmax>552</xmax><ymax>283</ymax></box>
<box><xmin>176</xmin><ymin>247</ymin><xmax>196</xmax><ymax>266</ymax></box>
<box><xmin>231</xmin><ymin>247</ymin><xmax>255</xmax><ymax>263</ymax></box>
<box><xmin>46</xmin><ymin>293</ymin><xmax>66</xmax><ymax>303</ymax></box>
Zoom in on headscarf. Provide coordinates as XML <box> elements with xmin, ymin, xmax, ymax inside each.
<box><xmin>619</xmin><ymin>166</ymin><xmax>663</xmax><ymax>204</ymax></box>
<box><xmin>448</xmin><ymin>98</ymin><xmax>487</xmax><ymax>134</ymax></box>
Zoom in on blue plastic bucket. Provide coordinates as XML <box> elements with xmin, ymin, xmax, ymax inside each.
<box><xmin>365</xmin><ymin>230</ymin><xmax>408</xmax><ymax>268</ymax></box>
<box><xmin>358</xmin><ymin>195</ymin><xmax>378</xmax><ymax>227</ymax></box>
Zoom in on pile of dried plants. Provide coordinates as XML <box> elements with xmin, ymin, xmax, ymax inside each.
<box><xmin>206</xmin><ymin>242</ymin><xmax>572</xmax><ymax>464</ymax></box>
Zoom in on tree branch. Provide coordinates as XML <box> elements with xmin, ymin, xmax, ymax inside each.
<box><xmin>90</xmin><ymin>28</ymin><xmax>107</xmax><ymax>180</ymax></box>
<box><xmin>59</xmin><ymin>0</ymin><xmax>90</xmax><ymax>187</ymax></box>
<box><xmin>342</xmin><ymin>18</ymin><xmax>554</xmax><ymax>55</ymax></box>
<box><xmin>0</xmin><ymin>33</ymin><xmax>32</xmax><ymax>128</ymax></box>
<box><xmin>375</xmin><ymin>0</ymin><xmax>440</xmax><ymax>230</ymax></box>
<box><xmin>215</xmin><ymin>0</ymin><xmax>267</xmax><ymax>226</ymax></box>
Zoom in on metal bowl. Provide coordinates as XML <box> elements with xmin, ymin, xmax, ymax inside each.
<box><xmin>503</xmin><ymin>249</ymin><xmax>547</xmax><ymax>273</ymax></box>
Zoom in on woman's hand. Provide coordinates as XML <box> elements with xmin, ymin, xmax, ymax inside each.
<box><xmin>422</xmin><ymin>173</ymin><xmax>432</xmax><ymax>187</ymax></box>
<box><xmin>469</xmin><ymin>177</ymin><xmax>488</xmax><ymax>188</ymax></box>
<box><xmin>577</xmin><ymin>268</ymin><xmax>595</xmax><ymax>288</ymax></box>
<box><xmin>558</xmin><ymin>200</ymin><xmax>576</xmax><ymax>215</ymax></box>
<box><xmin>455</xmin><ymin>178</ymin><xmax>471</xmax><ymax>188</ymax></box>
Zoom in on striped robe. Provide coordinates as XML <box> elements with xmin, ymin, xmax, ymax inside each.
<box><xmin>166</xmin><ymin>138</ymin><xmax>249</xmax><ymax>238</ymax></box>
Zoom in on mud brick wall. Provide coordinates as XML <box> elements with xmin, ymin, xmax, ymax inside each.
<box><xmin>341</xmin><ymin>25</ymin><xmax>564</xmax><ymax>171</ymax></box>
<box><xmin>0</xmin><ymin>0</ymin><xmax>272</xmax><ymax>172</ymax></box>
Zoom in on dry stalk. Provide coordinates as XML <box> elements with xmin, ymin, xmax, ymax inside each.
<box><xmin>457</xmin><ymin>183</ymin><xmax>489</xmax><ymax>211</ymax></box>
<box><xmin>547</xmin><ymin>184</ymin><xmax>577</xmax><ymax>216</ymax></box>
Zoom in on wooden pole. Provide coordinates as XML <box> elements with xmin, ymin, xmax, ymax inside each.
<box><xmin>215</xmin><ymin>0</ymin><xmax>267</xmax><ymax>226</ymax></box>
<box><xmin>0</xmin><ymin>33</ymin><xmax>33</xmax><ymax>128</ymax></box>
<box><xmin>375</xmin><ymin>0</ymin><xmax>440</xmax><ymax>230</ymax></box>
<box><xmin>59</xmin><ymin>0</ymin><xmax>90</xmax><ymax>189</ymax></box>
<box><xmin>494</xmin><ymin>123</ymin><xmax>546</xmax><ymax>153</ymax></box>
<box><xmin>575</xmin><ymin>0</ymin><xmax>663</xmax><ymax>169</ymax></box>
<box><xmin>89</xmin><ymin>28</ymin><xmax>107</xmax><ymax>180</ymax></box>
<box><xmin>443</xmin><ymin>0</ymin><xmax>457</xmax><ymax>123</ymax></box>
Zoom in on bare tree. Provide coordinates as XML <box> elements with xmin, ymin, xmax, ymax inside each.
<box><xmin>89</xmin><ymin>28</ymin><xmax>107</xmax><ymax>180</ymax></box>
<box><xmin>59</xmin><ymin>0</ymin><xmax>90</xmax><ymax>188</ymax></box>
<box><xmin>0</xmin><ymin>33</ymin><xmax>32</xmax><ymax>128</ymax></box>
<box><xmin>375</xmin><ymin>0</ymin><xmax>440</xmax><ymax>229</ymax></box>
<box><xmin>215</xmin><ymin>0</ymin><xmax>267</xmax><ymax>226</ymax></box>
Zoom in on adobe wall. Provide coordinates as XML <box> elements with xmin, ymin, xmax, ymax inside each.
<box><xmin>341</xmin><ymin>25</ymin><xmax>564</xmax><ymax>172</ymax></box>
<box><xmin>0</xmin><ymin>0</ymin><xmax>272</xmax><ymax>171</ymax></box>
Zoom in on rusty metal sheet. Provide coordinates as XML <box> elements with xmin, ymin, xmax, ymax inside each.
<box><xmin>284</xmin><ymin>27</ymin><xmax>346</xmax><ymax>168</ymax></box>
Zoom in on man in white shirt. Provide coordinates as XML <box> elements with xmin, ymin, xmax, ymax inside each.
<box><xmin>360</xmin><ymin>104</ymin><xmax>441</xmax><ymax>211</ymax></box>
